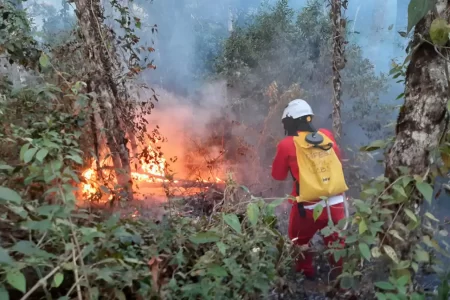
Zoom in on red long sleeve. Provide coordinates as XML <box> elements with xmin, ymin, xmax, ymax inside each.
<box><xmin>271</xmin><ymin>141</ymin><xmax>289</xmax><ymax>180</ymax></box>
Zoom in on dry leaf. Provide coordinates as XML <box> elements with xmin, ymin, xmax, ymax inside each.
<box><xmin>383</xmin><ymin>245</ymin><xmax>399</xmax><ymax>264</ymax></box>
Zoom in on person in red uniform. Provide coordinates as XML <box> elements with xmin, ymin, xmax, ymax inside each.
<box><xmin>272</xmin><ymin>99</ymin><xmax>345</xmax><ymax>280</ymax></box>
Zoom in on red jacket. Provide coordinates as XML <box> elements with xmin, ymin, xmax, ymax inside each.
<box><xmin>271</xmin><ymin>129</ymin><xmax>342</xmax><ymax>203</ymax></box>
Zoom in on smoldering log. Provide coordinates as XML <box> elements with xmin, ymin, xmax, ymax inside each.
<box><xmin>135</xmin><ymin>176</ymin><xmax>225</xmax><ymax>190</ymax></box>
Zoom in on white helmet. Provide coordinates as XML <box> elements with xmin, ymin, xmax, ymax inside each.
<box><xmin>282</xmin><ymin>99</ymin><xmax>314</xmax><ymax>120</ymax></box>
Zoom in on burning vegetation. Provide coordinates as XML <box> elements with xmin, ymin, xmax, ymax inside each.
<box><xmin>78</xmin><ymin>114</ymin><xmax>233</xmax><ymax>207</ymax></box>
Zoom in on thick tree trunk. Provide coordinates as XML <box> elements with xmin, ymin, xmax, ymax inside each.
<box><xmin>382</xmin><ymin>1</ymin><xmax>450</xmax><ymax>265</ymax></box>
<box><xmin>385</xmin><ymin>3</ymin><xmax>450</xmax><ymax>181</ymax></box>
<box><xmin>73</xmin><ymin>0</ymin><xmax>133</xmax><ymax>199</ymax></box>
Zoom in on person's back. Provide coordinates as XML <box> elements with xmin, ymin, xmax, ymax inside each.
<box><xmin>272</xmin><ymin>128</ymin><xmax>342</xmax><ymax>198</ymax></box>
<box><xmin>271</xmin><ymin>99</ymin><xmax>347</xmax><ymax>281</ymax></box>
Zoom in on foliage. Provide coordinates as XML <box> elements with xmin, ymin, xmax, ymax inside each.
<box><xmin>318</xmin><ymin>7</ymin><xmax>450</xmax><ymax>297</ymax></box>
<box><xmin>0</xmin><ymin>55</ymin><xmax>290</xmax><ymax>300</ymax></box>
<box><xmin>0</xmin><ymin>157</ymin><xmax>290</xmax><ymax>300</ymax></box>
<box><xmin>4</xmin><ymin>0</ymin><xmax>450</xmax><ymax>298</ymax></box>
<box><xmin>215</xmin><ymin>0</ymin><xmax>390</xmax><ymax>140</ymax></box>
<box><xmin>0</xmin><ymin>2</ymin><xmax>292</xmax><ymax>300</ymax></box>
<box><xmin>27</xmin><ymin>0</ymin><xmax>76</xmax><ymax>47</ymax></box>
<box><xmin>0</xmin><ymin>111</ymin><xmax>290</xmax><ymax>298</ymax></box>
<box><xmin>407</xmin><ymin>0</ymin><xmax>436</xmax><ymax>34</ymax></box>
<box><xmin>0</xmin><ymin>0</ymin><xmax>40</xmax><ymax>68</ymax></box>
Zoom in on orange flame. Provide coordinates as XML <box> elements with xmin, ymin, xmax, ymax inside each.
<box><xmin>80</xmin><ymin>144</ymin><xmax>222</xmax><ymax>201</ymax></box>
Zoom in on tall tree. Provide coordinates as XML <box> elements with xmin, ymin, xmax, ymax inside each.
<box><xmin>385</xmin><ymin>0</ymin><xmax>450</xmax><ymax>180</ymax></box>
<box><xmin>330</xmin><ymin>0</ymin><xmax>347</xmax><ymax>140</ymax></box>
<box><xmin>383</xmin><ymin>0</ymin><xmax>450</xmax><ymax>266</ymax></box>
<box><xmin>73</xmin><ymin>0</ymin><xmax>134</xmax><ymax>199</ymax></box>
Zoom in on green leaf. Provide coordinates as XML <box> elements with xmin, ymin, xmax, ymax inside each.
<box><xmin>39</xmin><ymin>52</ymin><xmax>50</xmax><ymax>67</ymax></box>
<box><xmin>360</xmin><ymin>140</ymin><xmax>386</xmax><ymax>152</ymax></box>
<box><xmin>216</xmin><ymin>242</ymin><xmax>228</xmax><ymax>255</ymax></box>
<box><xmin>268</xmin><ymin>198</ymin><xmax>285</xmax><ymax>209</ymax></box>
<box><xmin>415</xmin><ymin>249</ymin><xmax>429</xmax><ymax>262</ymax></box>
<box><xmin>240</xmin><ymin>185</ymin><xmax>250</xmax><ymax>193</ymax></box>
<box><xmin>358</xmin><ymin>218</ymin><xmax>368</xmax><ymax>234</ymax></box>
<box><xmin>66</xmin><ymin>155</ymin><xmax>83</xmax><ymax>164</ymax></box>
<box><xmin>385</xmin><ymin>293</ymin><xmax>401</xmax><ymax>300</ymax></box>
<box><xmin>403</xmin><ymin>208</ymin><xmax>417</xmax><ymax>223</ymax></box>
<box><xmin>411</xmin><ymin>262</ymin><xmax>419</xmax><ymax>273</ymax></box>
<box><xmin>425</xmin><ymin>212</ymin><xmax>439</xmax><ymax>222</ymax></box>
<box><xmin>6</xmin><ymin>270</ymin><xmax>26</xmax><ymax>293</ymax></box>
<box><xmin>36</xmin><ymin>148</ymin><xmax>49</xmax><ymax>162</ymax></box>
<box><xmin>411</xmin><ymin>293</ymin><xmax>425</xmax><ymax>300</ymax></box>
<box><xmin>113</xmin><ymin>289</ymin><xmax>126</xmax><ymax>300</ymax></box>
<box><xmin>430</xmin><ymin>18</ymin><xmax>450</xmax><ymax>46</ymax></box>
<box><xmin>223</xmin><ymin>214</ymin><xmax>242</xmax><ymax>234</ymax></box>
<box><xmin>12</xmin><ymin>241</ymin><xmax>43</xmax><ymax>256</ymax></box>
<box><xmin>362</xmin><ymin>188</ymin><xmax>378</xmax><ymax>196</ymax></box>
<box><xmin>358</xmin><ymin>243</ymin><xmax>371</xmax><ymax>261</ymax></box>
<box><xmin>383</xmin><ymin>245</ymin><xmax>400</xmax><ymax>264</ymax></box>
<box><xmin>0</xmin><ymin>187</ymin><xmax>22</xmax><ymax>204</ymax></box>
<box><xmin>189</xmin><ymin>231</ymin><xmax>221</xmax><ymax>244</ymax></box>
<box><xmin>397</xmin><ymin>275</ymin><xmax>409</xmax><ymax>286</ymax></box>
<box><xmin>53</xmin><ymin>273</ymin><xmax>64</xmax><ymax>288</ymax></box>
<box><xmin>19</xmin><ymin>143</ymin><xmax>30</xmax><ymax>161</ymax></box>
<box><xmin>0</xmin><ymin>247</ymin><xmax>14</xmax><ymax>265</ymax></box>
<box><xmin>207</xmin><ymin>265</ymin><xmax>228</xmax><ymax>277</ymax></box>
<box><xmin>407</xmin><ymin>0</ymin><xmax>436</xmax><ymax>34</ymax></box>
<box><xmin>24</xmin><ymin>147</ymin><xmax>38</xmax><ymax>164</ymax></box>
<box><xmin>246</xmin><ymin>203</ymin><xmax>260</xmax><ymax>227</ymax></box>
<box><xmin>339</xmin><ymin>275</ymin><xmax>353</xmax><ymax>290</ymax></box>
<box><xmin>393</xmin><ymin>185</ymin><xmax>407</xmax><ymax>198</ymax></box>
<box><xmin>393</xmin><ymin>260</ymin><xmax>411</xmax><ymax>270</ymax></box>
<box><xmin>313</xmin><ymin>204</ymin><xmax>323</xmax><ymax>221</ymax></box>
<box><xmin>388</xmin><ymin>230</ymin><xmax>405</xmax><ymax>242</ymax></box>
<box><xmin>376</xmin><ymin>293</ymin><xmax>387</xmax><ymax>300</ymax></box>
<box><xmin>375</xmin><ymin>281</ymin><xmax>395</xmax><ymax>290</ymax></box>
<box><xmin>0</xmin><ymin>286</ymin><xmax>8</xmax><ymax>300</ymax></box>
<box><xmin>415</xmin><ymin>181</ymin><xmax>433</xmax><ymax>204</ymax></box>
<box><xmin>0</xmin><ymin>165</ymin><xmax>13</xmax><ymax>171</ymax></box>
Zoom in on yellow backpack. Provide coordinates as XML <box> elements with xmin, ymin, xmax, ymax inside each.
<box><xmin>293</xmin><ymin>131</ymin><xmax>348</xmax><ymax>202</ymax></box>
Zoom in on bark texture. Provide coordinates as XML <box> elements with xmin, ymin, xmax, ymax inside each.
<box><xmin>385</xmin><ymin>3</ymin><xmax>450</xmax><ymax>181</ymax></box>
<box><xmin>330</xmin><ymin>0</ymin><xmax>346</xmax><ymax>140</ymax></box>
<box><xmin>73</xmin><ymin>0</ymin><xmax>133</xmax><ymax>199</ymax></box>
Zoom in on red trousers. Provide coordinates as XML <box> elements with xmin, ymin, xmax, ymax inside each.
<box><xmin>288</xmin><ymin>201</ymin><xmax>346</xmax><ymax>277</ymax></box>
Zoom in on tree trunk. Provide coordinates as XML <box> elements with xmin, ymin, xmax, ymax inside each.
<box><xmin>73</xmin><ymin>0</ymin><xmax>133</xmax><ymax>200</ymax></box>
<box><xmin>383</xmin><ymin>1</ymin><xmax>450</xmax><ymax>265</ymax></box>
<box><xmin>330</xmin><ymin>0</ymin><xmax>346</xmax><ymax>140</ymax></box>
<box><xmin>385</xmin><ymin>3</ymin><xmax>450</xmax><ymax>181</ymax></box>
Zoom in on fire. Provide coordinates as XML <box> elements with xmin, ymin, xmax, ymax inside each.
<box><xmin>80</xmin><ymin>144</ymin><xmax>223</xmax><ymax>201</ymax></box>
<box><xmin>140</xmin><ymin>146</ymin><xmax>165</xmax><ymax>177</ymax></box>
<box><xmin>81</xmin><ymin>168</ymin><xmax>97</xmax><ymax>196</ymax></box>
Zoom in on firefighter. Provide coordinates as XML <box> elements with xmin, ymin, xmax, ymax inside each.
<box><xmin>271</xmin><ymin>99</ymin><xmax>346</xmax><ymax>280</ymax></box>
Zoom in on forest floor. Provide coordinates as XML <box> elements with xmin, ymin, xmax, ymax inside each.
<box><xmin>105</xmin><ymin>189</ymin><xmax>368</xmax><ymax>300</ymax></box>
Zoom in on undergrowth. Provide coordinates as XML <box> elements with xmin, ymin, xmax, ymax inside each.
<box><xmin>0</xmin><ymin>111</ymin><xmax>292</xmax><ymax>299</ymax></box>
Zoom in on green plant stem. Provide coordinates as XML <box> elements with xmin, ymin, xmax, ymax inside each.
<box><xmin>72</xmin><ymin>243</ymin><xmax>83</xmax><ymax>300</ymax></box>
<box><xmin>20</xmin><ymin>253</ymin><xmax>77</xmax><ymax>300</ymax></box>
<box><xmin>66</xmin><ymin>275</ymin><xmax>86</xmax><ymax>298</ymax></box>
<box><xmin>380</xmin><ymin>203</ymin><xmax>404</xmax><ymax>247</ymax></box>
